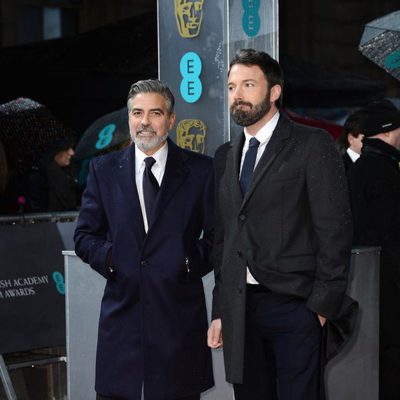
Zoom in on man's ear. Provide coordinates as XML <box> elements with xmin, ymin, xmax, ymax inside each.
<box><xmin>169</xmin><ymin>112</ymin><xmax>176</xmax><ymax>130</ymax></box>
<box><xmin>270</xmin><ymin>85</ymin><xmax>282</xmax><ymax>104</ymax></box>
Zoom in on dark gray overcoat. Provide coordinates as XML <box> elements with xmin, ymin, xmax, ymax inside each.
<box><xmin>212</xmin><ymin>114</ymin><xmax>358</xmax><ymax>384</ymax></box>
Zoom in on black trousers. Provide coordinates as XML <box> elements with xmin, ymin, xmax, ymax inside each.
<box><xmin>97</xmin><ymin>394</ymin><xmax>200</xmax><ymax>400</ymax></box>
<box><xmin>233</xmin><ymin>284</ymin><xmax>326</xmax><ymax>400</ymax></box>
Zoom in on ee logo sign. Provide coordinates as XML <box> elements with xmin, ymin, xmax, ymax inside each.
<box><xmin>384</xmin><ymin>50</ymin><xmax>400</xmax><ymax>70</ymax></box>
<box><xmin>242</xmin><ymin>0</ymin><xmax>261</xmax><ymax>37</ymax></box>
<box><xmin>180</xmin><ymin>51</ymin><xmax>202</xmax><ymax>103</ymax></box>
<box><xmin>95</xmin><ymin>124</ymin><xmax>116</xmax><ymax>150</ymax></box>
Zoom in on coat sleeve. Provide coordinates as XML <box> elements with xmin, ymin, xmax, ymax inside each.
<box><xmin>305</xmin><ymin>130</ymin><xmax>353</xmax><ymax>321</ymax></box>
<box><xmin>74</xmin><ymin>160</ymin><xmax>113</xmax><ymax>279</ymax></box>
<box><xmin>186</xmin><ymin>158</ymin><xmax>215</xmax><ymax>279</ymax></box>
<box><xmin>211</xmin><ymin>145</ymin><xmax>229</xmax><ymax>320</ymax></box>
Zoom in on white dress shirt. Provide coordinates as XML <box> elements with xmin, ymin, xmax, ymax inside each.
<box><xmin>135</xmin><ymin>142</ymin><xmax>168</xmax><ymax>232</ymax></box>
<box><xmin>239</xmin><ymin>111</ymin><xmax>280</xmax><ymax>284</ymax></box>
<box><xmin>346</xmin><ymin>147</ymin><xmax>360</xmax><ymax>163</ymax></box>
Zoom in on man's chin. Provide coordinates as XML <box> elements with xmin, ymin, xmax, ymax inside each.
<box><xmin>134</xmin><ymin>136</ymin><xmax>167</xmax><ymax>153</ymax></box>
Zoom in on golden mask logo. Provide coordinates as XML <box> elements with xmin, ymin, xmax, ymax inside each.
<box><xmin>176</xmin><ymin>119</ymin><xmax>206</xmax><ymax>153</ymax></box>
<box><xmin>174</xmin><ymin>0</ymin><xmax>205</xmax><ymax>38</ymax></box>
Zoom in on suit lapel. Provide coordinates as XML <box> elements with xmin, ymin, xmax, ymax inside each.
<box><xmin>113</xmin><ymin>145</ymin><xmax>145</xmax><ymax>236</ymax></box>
<box><xmin>226</xmin><ymin>134</ymin><xmax>245</xmax><ymax>208</ymax></box>
<box><xmin>240</xmin><ymin>114</ymin><xmax>292</xmax><ymax>211</ymax></box>
<box><xmin>147</xmin><ymin>139</ymin><xmax>190</xmax><ymax>231</ymax></box>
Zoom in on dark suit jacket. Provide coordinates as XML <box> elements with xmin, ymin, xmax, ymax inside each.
<box><xmin>74</xmin><ymin>139</ymin><xmax>214</xmax><ymax>399</ymax></box>
<box><xmin>213</xmin><ymin>114</ymin><xmax>357</xmax><ymax>383</ymax></box>
<box><xmin>342</xmin><ymin>151</ymin><xmax>354</xmax><ymax>173</ymax></box>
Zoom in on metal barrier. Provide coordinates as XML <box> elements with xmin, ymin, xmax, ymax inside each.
<box><xmin>0</xmin><ymin>214</ymin><xmax>77</xmax><ymax>399</ymax></box>
<box><xmin>0</xmin><ymin>211</ymin><xmax>79</xmax><ymax>225</ymax></box>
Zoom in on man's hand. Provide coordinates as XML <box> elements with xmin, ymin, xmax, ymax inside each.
<box><xmin>207</xmin><ymin>318</ymin><xmax>223</xmax><ymax>348</ymax></box>
<box><xmin>318</xmin><ymin>315</ymin><xmax>327</xmax><ymax>327</ymax></box>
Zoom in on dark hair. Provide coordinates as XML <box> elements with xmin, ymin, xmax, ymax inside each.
<box><xmin>339</xmin><ymin>109</ymin><xmax>364</xmax><ymax>149</ymax></box>
<box><xmin>228</xmin><ymin>48</ymin><xmax>284</xmax><ymax>108</ymax></box>
<box><xmin>127</xmin><ymin>79</ymin><xmax>175</xmax><ymax>115</ymax></box>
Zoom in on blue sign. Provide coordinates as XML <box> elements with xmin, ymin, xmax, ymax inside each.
<box><xmin>52</xmin><ymin>271</ymin><xmax>65</xmax><ymax>295</ymax></box>
<box><xmin>95</xmin><ymin>124</ymin><xmax>116</xmax><ymax>150</ymax></box>
<box><xmin>179</xmin><ymin>51</ymin><xmax>203</xmax><ymax>103</ymax></box>
<box><xmin>384</xmin><ymin>51</ymin><xmax>400</xmax><ymax>70</ymax></box>
<box><xmin>242</xmin><ymin>0</ymin><xmax>261</xmax><ymax>37</ymax></box>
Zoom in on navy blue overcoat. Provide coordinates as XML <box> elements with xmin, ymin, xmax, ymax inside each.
<box><xmin>74</xmin><ymin>139</ymin><xmax>214</xmax><ymax>399</ymax></box>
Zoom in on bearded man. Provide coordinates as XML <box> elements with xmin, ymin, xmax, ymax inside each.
<box><xmin>207</xmin><ymin>49</ymin><xmax>357</xmax><ymax>400</ymax></box>
<box><xmin>74</xmin><ymin>79</ymin><xmax>214</xmax><ymax>400</ymax></box>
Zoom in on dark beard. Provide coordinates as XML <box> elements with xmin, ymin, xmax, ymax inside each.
<box><xmin>230</xmin><ymin>96</ymin><xmax>271</xmax><ymax>127</ymax></box>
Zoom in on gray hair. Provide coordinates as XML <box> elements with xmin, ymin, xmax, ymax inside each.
<box><xmin>127</xmin><ymin>79</ymin><xmax>175</xmax><ymax>115</ymax></box>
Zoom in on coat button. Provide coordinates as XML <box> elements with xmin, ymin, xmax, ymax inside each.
<box><xmin>237</xmin><ymin>250</ymin><xmax>243</xmax><ymax>258</ymax></box>
<box><xmin>140</xmin><ymin>260</ymin><xmax>147</xmax><ymax>267</ymax></box>
<box><xmin>237</xmin><ymin>287</ymin><xmax>243</xmax><ymax>294</ymax></box>
<box><xmin>239</xmin><ymin>214</ymin><xmax>246</xmax><ymax>221</ymax></box>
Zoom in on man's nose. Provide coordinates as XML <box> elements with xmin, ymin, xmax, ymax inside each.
<box><xmin>141</xmin><ymin>114</ymin><xmax>150</xmax><ymax>126</ymax></box>
<box><xmin>231</xmin><ymin>87</ymin><xmax>243</xmax><ymax>101</ymax></box>
<box><xmin>68</xmin><ymin>148</ymin><xmax>75</xmax><ymax>156</ymax></box>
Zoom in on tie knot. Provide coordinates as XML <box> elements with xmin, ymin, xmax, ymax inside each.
<box><xmin>249</xmin><ymin>137</ymin><xmax>260</xmax><ymax>148</ymax></box>
<box><xmin>144</xmin><ymin>157</ymin><xmax>156</xmax><ymax>169</ymax></box>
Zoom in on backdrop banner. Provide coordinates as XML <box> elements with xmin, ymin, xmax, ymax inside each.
<box><xmin>158</xmin><ymin>0</ymin><xmax>279</xmax><ymax>152</ymax></box>
<box><xmin>0</xmin><ymin>223</ymin><xmax>66</xmax><ymax>353</ymax></box>
<box><xmin>158</xmin><ymin>0</ymin><xmax>228</xmax><ymax>156</ymax></box>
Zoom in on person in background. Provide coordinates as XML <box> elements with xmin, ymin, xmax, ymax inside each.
<box><xmin>347</xmin><ymin>100</ymin><xmax>400</xmax><ymax>400</ymax></box>
<box><xmin>339</xmin><ymin>109</ymin><xmax>365</xmax><ymax>172</ymax></box>
<box><xmin>27</xmin><ymin>136</ymin><xmax>78</xmax><ymax>212</ymax></box>
<box><xmin>74</xmin><ymin>79</ymin><xmax>214</xmax><ymax>400</ymax></box>
<box><xmin>208</xmin><ymin>48</ymin><xmax>357</xmax><ymax>400</ymax></box>
<box><xmin>0</xmin><ymin>139</ymin><xmax>29</xmax><ymax>214</ymax></box>
<box><xmin>45</xmin><ymin>138</ymin><xmax>78</xmax><ymax>211</ymax></box>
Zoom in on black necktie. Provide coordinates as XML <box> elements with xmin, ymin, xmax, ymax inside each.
<box><xmin>143</xmin><ymin>157</ymin><xmax>159</xmax><ymax>221</ymax></box>
<box><xmin>240</xmin><ymin>137</ymin><xmax>260</xmax><ymax>195</ymax></box>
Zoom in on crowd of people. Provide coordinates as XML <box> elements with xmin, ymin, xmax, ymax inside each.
<box><xmin>1</xmin><ymin>47</ymin><xmax>400</xmax><ymax>399</ymax></box>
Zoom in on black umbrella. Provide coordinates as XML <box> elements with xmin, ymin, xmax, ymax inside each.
<box><xmin>74</xmin><ymin>107</ymin><xmax>131</xmax><ymax>161</ymax></box>
<box><xmin>359</xmin><ymin>10</ymin><xmax>400</xmax><ymax>81</ymax></box>
<box><xmin>0</xmin><ymin>98</ymin><xmax>74</xmax><ymax>175</ymax></box>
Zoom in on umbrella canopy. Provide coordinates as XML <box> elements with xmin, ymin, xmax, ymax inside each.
<box><xmin>359</xmin><ymin>10</ymin><xmax>400</xmax><ymax>81</ymax></box>
<box><xmin>0</xmin><ymin>98</ymin><xmax>74</xmax><ymax>175</ymax></box>
<box><xmin>74</xmin><ymin>107</ymin><xmax>131</xmax><ymax>161</ymax></box>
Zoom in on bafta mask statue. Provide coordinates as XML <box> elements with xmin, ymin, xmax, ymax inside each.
<box><xmin>174</xmin><ymin>0</ymin><xmax>205</xmax><ymax>38</ymax></box>
<box><xmin>176</xmin><ymin>119</ymin><xmax>207</xmax><ymax>153</ymax></box>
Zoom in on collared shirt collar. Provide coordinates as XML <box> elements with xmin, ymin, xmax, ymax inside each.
<box><xmin>346</xmin><ymin>147</ymin><xmax>360</xmax><ymax>163</ymax></box>
<box><xmin>243</xmin><ymin>111</ymin><xmax>280</xmax><ymax>145</ymax></box>
<box><xmin>135</xmin><ymin>141</ymin><xmax>168</xmax><ymax>172</ymax></box>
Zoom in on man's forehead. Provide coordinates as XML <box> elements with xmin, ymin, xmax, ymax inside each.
<box><xmin>131</xmin><ymin>92</ymin><xmax>166</xmax><ymax>107</ymax></box>
<box><xmin>229</xmin><ymin>64</ymin><xmax>264</xmax><ymax>77</ymax></box>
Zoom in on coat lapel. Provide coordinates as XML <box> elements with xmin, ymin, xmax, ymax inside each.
<box><xmin>147</xmin><ymin>139</ymin><xmax>190</xmax><ymax>231</ymax></box>
<box><xmin>226</xmin><ymin>134</ymin><xmax>245</xmax><ymax>208</ymax></box>
<box><xmin>240</xmin><ymin>114</ymin><xmax>292</xmax><ymax>211</ymax></box>
<box><xmin>113</xmin><ymin>145</ymin><xmax>145</xmax><ymax>237</ymax></box>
